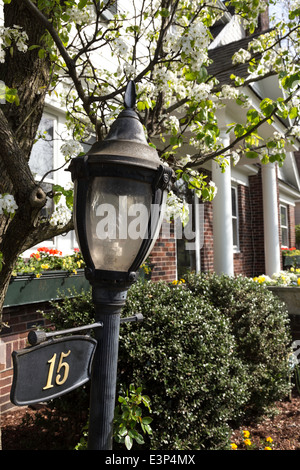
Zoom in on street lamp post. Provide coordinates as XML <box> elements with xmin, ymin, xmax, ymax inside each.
<box><xmin>68</xmin><ymin>81</ymin><xmax>172</xmax><ymax>450</ymax></box>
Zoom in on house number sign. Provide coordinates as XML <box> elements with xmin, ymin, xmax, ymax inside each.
<box><xmin>10</xmin><ymin>335</ymin><xmax>97</xmax><ymax>406</ymax></box>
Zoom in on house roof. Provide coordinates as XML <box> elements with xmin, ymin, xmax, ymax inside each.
<box><xmin>208</xmin><ymin>30</ymin><xmax>272</xmax><ymax>86</ymax></box>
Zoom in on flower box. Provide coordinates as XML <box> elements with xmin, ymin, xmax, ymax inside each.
<box><xmin>267</xmin><ymin>286</ymin><xmax>300</xmax><ymax>316</ymax></box>
<box><xmin>283</xmin><ymin>255</ymin><xmax>300</xmax><ymax>269</ymax></box>
<box><xmin>4</xmin><ymin>269</ymin><xmax>90</xmax><ymax>308</ymax></box>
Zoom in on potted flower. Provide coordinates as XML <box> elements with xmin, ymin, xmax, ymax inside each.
<box><xmin>4</xmin><ymin>248</ymin><xmax>90</xmax><ymax>307</ymax></box>
<box><xmin>252</xmin><ymin>270</ymin><xmax>300</xmax><ymax>316</ymax></box>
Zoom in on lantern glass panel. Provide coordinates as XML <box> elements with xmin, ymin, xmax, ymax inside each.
<box><xmin>85</xmin><ymin>176</ymin><xmax>152</xmax><ymax>272</ymax></box>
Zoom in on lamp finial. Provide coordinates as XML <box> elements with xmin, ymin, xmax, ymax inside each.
<box><xmin>124</xmin><ymin>80</ymin><xmax>136</xmax><ymax>109</ymax></box>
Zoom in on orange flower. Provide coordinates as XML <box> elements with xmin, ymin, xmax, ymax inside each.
<box><xmin>30</xmin><ymin>252</ymin><xmax>40</xmax><ymax>259</ymax></box>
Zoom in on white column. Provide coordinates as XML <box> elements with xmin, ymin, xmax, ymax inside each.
<box><xmin>212</xmin><ymin>132</ymin><xmax>234</xmax><ymax>275</ymax></box>
<box><xmin>261</xmin><ymin>163</ymin><xmax>281</xmax><ymax>276</ymax></box>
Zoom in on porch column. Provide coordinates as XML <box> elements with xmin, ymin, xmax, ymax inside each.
<box><xmin>261</xmin><ymin>163</ymin><xmax>281</xmax><ymax>275</ymax></box>
<box><xmin>212</xmin><ymin>132</ymin><xmax>234</xmax><ymax>275</ymax></box>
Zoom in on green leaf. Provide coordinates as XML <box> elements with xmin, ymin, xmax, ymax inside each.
<box><xmin>118</xmin><ymin>425</ymin><xmax>128</xmax><ymax>437</ymax></box>
<box><xmin>38</xmin><ymin>48</ymin><xmax>46</xmax><ymax>59</ymax></box>
<box><xmin>5</xmin><ymin>87</ymin><xmax>19</xmax><ymax>106</ymax></box>
<box><xmin>142</xmin><ymin>416</ymin><xmax>153</xmax><ymax>424</ymax></box>
<box><xmin>245</xmin><ymin>151</ymin><xmax>258</xmax><ymax>159</ymax></box>
<box><xmin>134</xmin><ymin>433</ymin><xmax>145</xmax><ymax>445</ymax></box>
<box><xmin>125</xmin><ymin>435</ymin><xmax>133</xmax><ymax>450</ymax></box>
<box><xmin>289</xmin><ymin>107</ymin><xmax>298</xmax><ymax>120</ymax></box>
<box><xmin>260</xmin><ymin>98</ymin><xmax>275</xmax><ymax>117</ymax></box>
<box><xmin>137</xmin><ymin>101</ymin><xmax>146</xmax><ymax>111</ymax></box>
<box><xmin>78</xmin><ymin>0</ymin><xmax>88</xmax><ymax>8</ymax></box>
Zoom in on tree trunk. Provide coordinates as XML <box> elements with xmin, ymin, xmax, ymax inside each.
<box><xmin>0</xmin><ymin>0</ymin><xmax>62</xmax><ymax>320</ymax></box>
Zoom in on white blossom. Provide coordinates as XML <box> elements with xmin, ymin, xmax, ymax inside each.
<box><xmin>192</xmin><ymin>82</ymin><xmax>212</xmax><ymax>102</ymax></box>
<box><xmin>291</xmin><ymin>126</ymin><xmax>300</xmax><ymax>138</ymax></box>
<box><xmin>220</xmin><ymin>85</ymin><xmax>240</xmax><ymax>100</ymax></box>
<box><xmin>60</xmin><ymin>140</ymin><xmax>84</xmax><ymax>160</ymax></box>
<box><xmin>0</xmin><ymin>26</ymin><xmax>28</xmax><ymax>54</ymax></box>
<box><xmin>209</xmin><ymin>180</ymin><xmax>218</xmax><ymax>196</ymax></box>
<box><xmin>64</xmin><ymin>6</ymin><xmax>92</xmax><ymax>24</ymax></box>
<box><xmin>232</xmin><ymin>48</ymin><xmax>251</xmax><ymax>65</ymax></box>
<box><xmin>49</xmin><ymin>204</ymin><xmax>72</xmax><ymax>228</ymax></box>
<box><xmin>0</xmin><ymin>193</ymin><xmax>18</xmax><ymax>216</ymax></box>
<box><xmin>164</xmin><ymin>115</ymin><xmax>180</xmax><ymax>134</ymax></box>
<box><xmin>112</xmin><ymin>37</ymin><xmax>129</xmax><ymax>59</ymax></box>
<box><xmin>231</xmin><ymin>151</ymin><xmax>240</xmax><ymax>166</ymax></box>
<box><xmin>165</xmin><ymin>191</ymin><xmax>190</xmax><ymax>226</ymax></box>
<box><xmin>179</xmin><ymin>154</ymin><xmax>192</xmax><ymax>167</ymax></box>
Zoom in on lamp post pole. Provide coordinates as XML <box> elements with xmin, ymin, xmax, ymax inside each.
<box><xmin>87</xmin><ymin>283</ymin><xmax>129</xmax><ymax>450</ymax></box>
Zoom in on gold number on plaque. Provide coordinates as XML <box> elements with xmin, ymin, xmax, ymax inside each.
<box><xmin>43</xmin><ymin>350</ymin><xmax>71</xmax><ymax>390</ymax></box>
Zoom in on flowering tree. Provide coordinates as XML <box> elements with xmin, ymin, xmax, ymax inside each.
<box><xmin>0</xmin><ymin>0</ymin><xmax>300</xmax><ymax>319</ymax></box>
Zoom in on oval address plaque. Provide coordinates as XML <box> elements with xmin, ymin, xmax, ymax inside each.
<box><xmin>10</xmin><ymin>335</ymin><xmax>97</xmax><ymax>406</ymax></box>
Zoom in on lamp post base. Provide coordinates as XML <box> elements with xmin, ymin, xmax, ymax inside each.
<box><xmin>87</xmin><ymin>284</ymin><xmax>129</xmax><ymax>450</ymax></box>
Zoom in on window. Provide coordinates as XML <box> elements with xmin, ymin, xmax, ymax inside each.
<box><xmin>280</xmin><ymin>204</ymin><xmax>289</xmax><ymax>247</ymax></box>
<box><xmin>231</xmin><ymin>186</ymin><xmax>239</xmax><ymax>251</ymax></box>
<box><xmin>29</xmin><ymin>114</ymin><xmax>56</xmax><ymax>221</ymax></box>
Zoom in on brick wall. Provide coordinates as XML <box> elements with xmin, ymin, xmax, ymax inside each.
<box><xmin>288</xmin><ymin>204</ymin><xmax>296</xmax><ymax>248</ymax></box>
<box><xmin>149</xmin><ymin>220</ymin><xmax>177</xmax><ymax>282</ymax></box>
<box><xmin>0</xmin><ymin>302</ymin><xmax>52</xmax><ymax>414</ymax></box>
<box><xmin>201</xmin><ymin>201</ymin><xmax>214</xmax><ymax>272</ymax></box>
<box><xmin>233</xmin><ymin>184</ymin><xmax>254</xmax><ymax>277</ymax></box>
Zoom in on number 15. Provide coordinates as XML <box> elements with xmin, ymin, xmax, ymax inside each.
<box><xmin>43</xmin><ymin>350</ymin><xmax>71</xmax><ymax>390</ymax></box>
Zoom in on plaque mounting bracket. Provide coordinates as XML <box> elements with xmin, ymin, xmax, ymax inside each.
<box><xmin>28</xmin><ymin>313</ymin><xmax>144</xmax><ymax>346</ymax></box>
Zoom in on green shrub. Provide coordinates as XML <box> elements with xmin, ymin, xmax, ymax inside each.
<box><xmin>119</xmin><ymin>280</ymin><xmax>246</xmax><ymax>450</ymax></box>
<box><xmin>183</xmin><ymin>273</ymin><xmax>292</xmax><ymax>419</ymax></box>
<box><xmin>45</xmin><ymin>273</ymin><xmax>292</xmax><ymax>450</ymax></box>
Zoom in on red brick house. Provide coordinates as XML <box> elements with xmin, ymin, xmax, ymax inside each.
<box><xmin>150</xmin><ymin>14</ymin><xmax>300</xmax><ymax>282</ymax></box>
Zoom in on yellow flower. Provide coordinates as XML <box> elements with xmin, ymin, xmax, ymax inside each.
<box><xmin>172</xmin><ymin>280</ymin><xmax>178</xmax><ymax>285</ymax></box>
<box><xmin>36</xmin><ymin>273</ymin><xmax>41</xmax><ymax>278</ymax></box>
<box><xmin>243</xmin><ymin>430</ymin><xmax>250</xmax><ymax>438</ymax></box>
<box><xmin>264</xmin><ymin>447</ymin><xmax>272</xmax><ymax>450</ymax></box>
<box><xmin>41</xmin><ymin>264</ymin><xmax>49</xmax><ymax>270</ymax></box>
<box><xmin>230</xmin><ymin>443</ymin><xmax>237</xmax><ymax>450</ymax></box>
<box><xmin>266</xmin><ymin>436</ymin><xmax>273</xmax><ymax>443</ymax></box>
<box><xmin>73</xmin><ymin>269</ymin><xmax>77</xmax><ymax>275</ymax></box>
<box><xmin>297</xmin><ymin>278</ymin><xmax>300</xmax><ymax>286</ymax></box>
<box><xmin>244</xmin><ymin>438</ymin><xmax>251</xmax><ymax>446</ymax></box>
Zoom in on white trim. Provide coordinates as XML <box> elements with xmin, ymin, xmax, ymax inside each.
<box><xmin>279</xmin><ymin>203</ymin><xmax>289</xmax><ymax>248</ymax></box>
<box><xmin>231</xmin><ymin>185</ymin><xmax>240</xmax><ymax>253</ymax></box>
<box><xmin>261</xmin><ymin>163</ymin><xmax>281</xmax><ymax>275</ymax></box>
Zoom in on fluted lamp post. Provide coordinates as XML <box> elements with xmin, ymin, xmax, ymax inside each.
<box><xmin>68</xmin><ymin>81</ymin><xmax>172</xmax><ymax>450</ymax></box>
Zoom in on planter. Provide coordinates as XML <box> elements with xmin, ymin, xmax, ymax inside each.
<box><xmin>267</xmin><ymin>286</ymin><xmax>300</xmax><ymax>316</ymax></box>
<box><xmin>4</xmin><ymin>270</ymin><xmax>90</xmax><ymax>308</ymax></box>
<box><xmin>283</xmin><ymin>255</ymin><xmax>300</xmax><ymax>268</ymax></box>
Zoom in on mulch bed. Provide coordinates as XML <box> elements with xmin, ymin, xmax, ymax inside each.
<box><xmin>2</xmin><ymin>394</ymin><xmax>300</xmax><ymax>450</ymax></box>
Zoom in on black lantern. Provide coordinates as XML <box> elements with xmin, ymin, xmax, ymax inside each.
<box><xmin>68</xmin><ymin>81</ymin><xmax>172</xmax><ymax>450</ymax></box>
<box><xmin>69</xmin><ymin>81</ymin><xmax>172</xmax><ymax>287</ymax></box>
